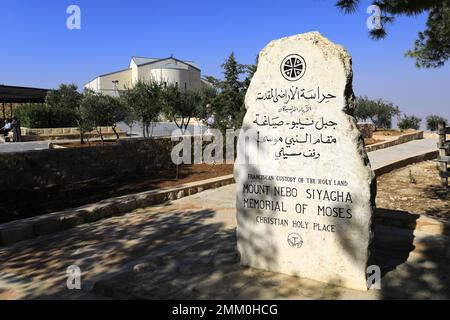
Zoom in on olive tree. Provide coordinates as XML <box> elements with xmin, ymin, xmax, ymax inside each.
<box><xmin>354</xmin><ymin>96</ymin><xmax>401</xmax><ymax>130</ymax></box>
<box><xmin>80</xmin><ymin>91</ymin><xmax>105</xmax><ymax>144</ymax></box>
<box><xmin>80</xmin><ymin>91</ymin><xmax>129</xmax><ymax>144</ymax></box>
<box><xmin>398</xmin><ymin>114</ymin><xmax>422</xmax><ymax>131</ymax></box>
<box><xmin>161</xmin><ymin>83</ymin><xmax>203</xmax><ymax>134</ymax></box>
<box><xmin>46</xmin><ymin>84</ymin><xmax>87</xmax><ymax>143</ymax></box>
<box><xmin>103</xmin><ymin>95</ymin><xmax>127</xmax><ymax>141</ymax></box>
<box><xmin>426</xmin><ymin>114</ymin><xmax>447</xmax><ymax>132</ymax></box>
<box><xmin>121</xmin><ymin>80</ymin><xmax>163</xmax><ymax>138</ymax></box>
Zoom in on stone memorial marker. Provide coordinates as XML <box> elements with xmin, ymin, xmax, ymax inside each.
<box><xmin>234</xmin><ymin>32</ymin><xmax>376</xmax><ymax>290</ymax></box>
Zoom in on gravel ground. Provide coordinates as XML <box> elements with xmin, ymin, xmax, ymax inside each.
<box><xmin>377</xmin><ymin>161</ymin><xmax>449</xmax><ymax>223</ymax></box>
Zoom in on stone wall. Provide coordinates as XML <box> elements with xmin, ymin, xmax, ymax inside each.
<box><xmin>366</xmin><ymin>130</ymin><xmax>423</xmax><ymax>152</ymax></box>
<box><xmin>21</xmin><ymin>126</ymin><xmax>123</xmax><ymax>136</ymax></box>
<box><xmin>20</xmin><ymin>126</ymin><xmax>126</xmax><ymax>141</ymax></box>
<box><xmin>0</xmin><ymin>138</ymin><xmax>176</xmax><ymax>192</ymax></box>
<box><xmin>357</xmin><ymin>123</ymin><xmax>375</xmax><ymax>139</ymax></box>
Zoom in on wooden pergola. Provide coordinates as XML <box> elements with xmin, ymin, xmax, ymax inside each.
<box><xmin>0</xmin><ymin>85</ymin><xmax>50</xmax><ymax>120</ymax></box>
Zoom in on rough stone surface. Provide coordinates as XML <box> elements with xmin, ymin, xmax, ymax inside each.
<box><xmin>0</xmin><ymin>137</ymin><xmax>175</xmax><ymax>193</ymax></box>
<box><xmin>358</xmin><ymin>123</ymin><xmax>375</xmax><ymax>139</ymax></box>
<box><xmin>0</xmin><ymin>224</ymin><xmax>34</xmax><ymax>246</ymax></box>
<box><xmin>33</xmin><ymin>219</ymin><xmax>61</xmax><ymax>236</ymax></box>
<box><xmin>235</xmin><ymin>32</ymin><xmax>376</xmax><ymax>290</ymax></box>
<box><xmin>115</xmin><ymin>198</ymin><xmax>137</xmax><ymax>214</ymax></box>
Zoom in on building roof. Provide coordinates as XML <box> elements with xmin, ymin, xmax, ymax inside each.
<box><xmin>131</xmin><ymin>57</ymin><xmax>160</xmax><ymax>66</ymax></box>
<box><xmin>98</xmin><ymin>68</ymin><xmax>132</xmax><ymax>78</ymax></box>
<box><xmin>131</xmin><ymin>56</ymin><xmax>200</xmax><ymax>71</ymax></box>
<box><xmin>0</xmin><ymin>85</ymin><xmax>50</xmax><ymax>103</ymax></box>
<box><xmin>84</xmin><ymin>68</ymin><xmax>132</xmax><ymax>88</ymax></box>
<box><xmin>85</xmin><ymin>56</ymin><xmax>201</xmax><ymax>88</ymax></box>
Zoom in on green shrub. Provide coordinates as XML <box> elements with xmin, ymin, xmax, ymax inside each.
<box><xmin>13</xmin><ymin>103</ymin><xmax>77</xmax><ymax>128</ymax></box>
<box><xmin>398</xmin><ymin>114</ymin><xmax>422</xmax><ymax>131</ymax></box>
<box><xmin>355</xmin><ymin>96</ymin><xmax>401</xmax><ymax>130</ymax></box>
<box><xmin>426</xmin><ymin>115</ymin><xmax>447</xmax><ymax>132</ymax></box>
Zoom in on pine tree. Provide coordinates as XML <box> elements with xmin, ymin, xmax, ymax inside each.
<box><xmin>336</xmin><ymin>0</ymin><xmax>450</xmax><ymax>68</ymax></box>
<box><xmin>211</xmin><ymin>53</ymin><xmax>247</xmax><ymax>133</ymax></box>
<box><xmin>220</xmin><ymin>52</ymin><xmax>245</xmax><ymax>92</ymax></box>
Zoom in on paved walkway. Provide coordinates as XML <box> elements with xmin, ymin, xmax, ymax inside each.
<box><xmin>368</xmin><ymin>138</ymin><xmax>437</xmax><ymax>170</ymax></box>
<box><xmin>0</xmin><ymin>141</ymin><xmax>50</xmax><ymax>153</ymax></box>
<box><xmin>0</xmin><ymin>121</ymin><xmax>206</xmax><ymax>153</ymax></box>
<box><xmin>0</xmin><ymin>187</ymin><xmax>236</xmax><ymax>299</ymax></box>
<box><xmin>0</xmin><ymin>131</ymin><xmax>436</xmax><ymax>159</ymax></box>
<box><xmin>117</xmin><ymin>121</ymin><xmax>207</xmax><ymax>137</ymax></box>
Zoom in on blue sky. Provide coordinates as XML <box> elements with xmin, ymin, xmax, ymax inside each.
<box><xmin>1</xmin><ymin>0</ymin><xmax>449</xmax><ymax>122</ymax></box>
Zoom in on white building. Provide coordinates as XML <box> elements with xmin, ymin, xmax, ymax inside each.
<box><xmin>85</xmin><ymin>56</ymin><xmax>206</xmax><ymax>96</ymax></box>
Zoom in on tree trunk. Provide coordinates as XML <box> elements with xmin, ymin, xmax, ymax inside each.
<box><xmin>149</xmin><ymin>122</ymin><xmax>154</xmax><ymax>137</ymax></box>
<box><xmin>174</xmin><ymin>117</ymin><xmax>182</xmax><ymax>131</ymax></box>
<box><xmin>78</xmin><ymin>122</ymin><xmax>85</xmax><ymax>144</ymax></box>
<box><xmin>369</xmin><ymin>117</ymin><xmax>377</xmax><ymax>131</ymax></box>
<box><xmin>112</xmin><ymin>123</ymin><xmax>120</xmax><ymax>142</ymax></box>
<box><xmin>184</xmin><ymin>116</ymin><xmax>191</xmax><ymax>134</ymax></box>
<box><xmin>96</xmin><ymin>127</ymin><xmax>104</xmax><ymax>145</ymax></box>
